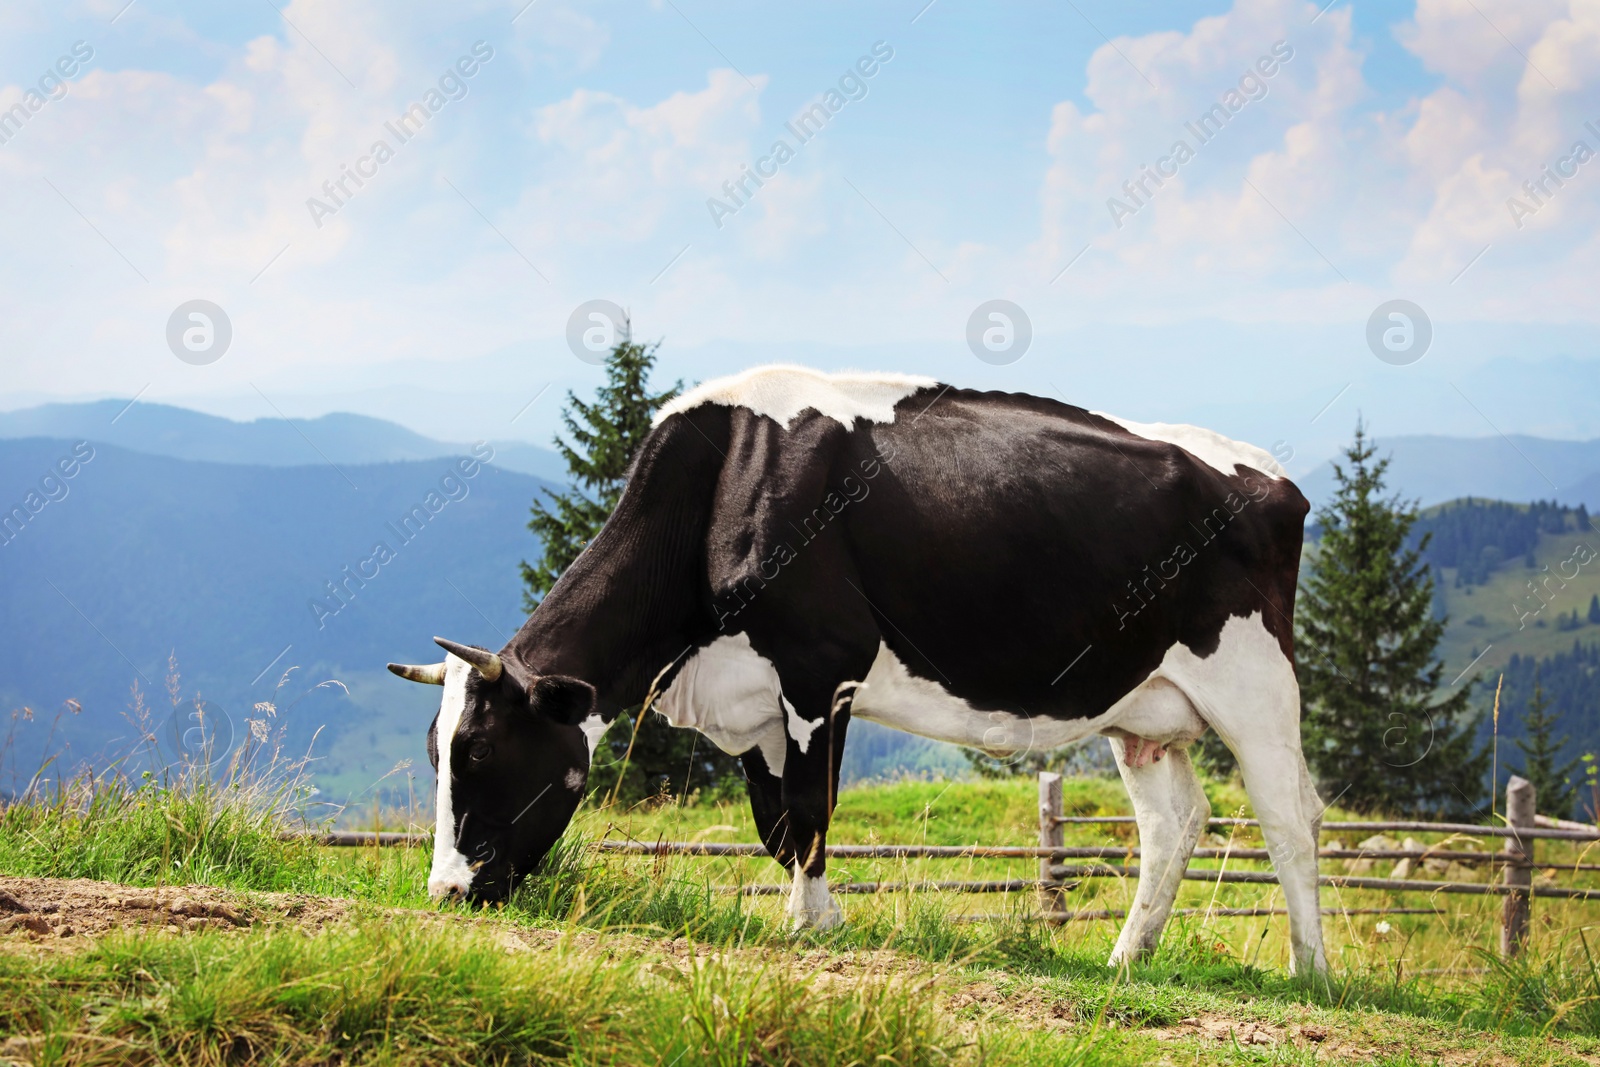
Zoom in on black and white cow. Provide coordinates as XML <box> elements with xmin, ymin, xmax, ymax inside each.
<box><xmin>389</xmin><ymin>365</ymin><xmax>1327</xmax><ymax>974</ymax></box>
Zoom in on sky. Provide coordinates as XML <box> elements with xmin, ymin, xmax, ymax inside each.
<box><xmin>2</xmin><ymin>0</ymin><xmax>1598</xmax><ymax>479</ymax></box>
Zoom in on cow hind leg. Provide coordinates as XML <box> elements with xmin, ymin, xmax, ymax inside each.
<box><xmin>1107</xmin><ymin>733</ymin><xmax>1210</xmax><ymax>967</ymax></box>
<box><xmin>1171</xmin><ymin>615</ymin><xmax>1328</xmax><ymax>978</ymax></box>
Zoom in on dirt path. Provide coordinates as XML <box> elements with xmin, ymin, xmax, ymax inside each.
<box><xmin>0</xmin><ymin>876</ymin><xmax>350</xmax><ymax>946</ymax></box>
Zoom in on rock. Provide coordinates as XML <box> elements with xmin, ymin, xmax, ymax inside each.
<box><xmin>1325</xmin><ymin>839</ymin><xmax>1345</xmax><ymax>853</ymax></box>
<box><xmin>1299</xmin><ymin>1025</ymin><xmax>1328</xmax><ymax>1042</ymax></box>
<box><xmin>0</xmin><ymin>889</ymin><xmax>30</xmax><ymax>914</ymax></box>
<box><xmin>1443</xmin><ymin>861</ymin><xmax>1482</xmax><ymax>883</ymax></box>
<box><xmin>1</xmin><ymin>914</ymin><xmax>51</xmax><ymax>936</ymax></box>
<box><xmin>1347</xmin><ymin>835</ymin><xmax>1399</xmax><ymax>875</ymax></box>
<box><xmin>169</xmin><ymin>899</ymin><xmax>243</xmax><ymax>925</ymax></box>
<box><xmin>1390</xmin><ymin>858</ymin><xmax>1413</xmax><ymax>880</ymax></box>
<box><xmin>1535</xmin><ymin>868</ymin><xmax>1559</xmax><ymax>889</ymax></box>
<box><xmin>55</xmin><ymin>925</ymin><xmax>75</xmax><ymax>938</ymax></box>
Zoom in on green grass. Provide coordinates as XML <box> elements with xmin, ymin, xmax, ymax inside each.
<box><xmin>7</xmin><ymin>766</ymin><xmax>1600</xmax><ymax>1062</ymax></box>
<box><xmin>0</xmin><ymin>921</ymin><xmax>1008</xmax><ymax>1066</ymax></box>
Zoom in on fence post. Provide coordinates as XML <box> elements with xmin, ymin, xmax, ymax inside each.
<box><xmin>1501</xmin><ymin>775</ymin><xmax>1535</xmax><ymax>958</ymax></box>
<box><xmin>1039</xmin><ymin>771</ymin><xmax>1064</xmax><ymax>917</ymax></box>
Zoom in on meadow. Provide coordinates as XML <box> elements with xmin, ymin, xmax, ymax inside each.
<box><xmin>2</xmin><ymin>755</ymin><xmax>1600</xmax><ymax>1065</ymax></box>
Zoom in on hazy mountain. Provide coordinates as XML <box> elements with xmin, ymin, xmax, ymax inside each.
<box><xmin>0</xmin><ymin>400</ymin><xmax>569</xmax><ymax>484</ymax></box>
<box><xmin>1297</xmin><ymin>433</ymin><xmax>1600</xmax><ymax>510</ymax></box>
<box><xmin>0</xmin><ymin>437</ymin><xmax>553</xmax><ymax>804</ymax></box>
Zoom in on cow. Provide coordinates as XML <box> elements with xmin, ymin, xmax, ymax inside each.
<box><xmin>388</xmin><ymin>365</ymin><xmax>1327</xmax><ymax>974</ymax></box>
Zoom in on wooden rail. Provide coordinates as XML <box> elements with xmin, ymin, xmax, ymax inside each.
<box><xmin>1052</xmin><ymin>815</ymin><xmax>1600</xmax><ymax>842</ymax></box>
<box><xmin>1039</xmin><ymin>771</ymin><xmax>1584</xmax><ymax>957</ymax></box>
<box><xmin>300</xmin><ymin>774</ymin><xmax>1590</xmax><ymax>957</ymax></box>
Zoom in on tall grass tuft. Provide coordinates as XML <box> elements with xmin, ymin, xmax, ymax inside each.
<box><xmin>0</xmin><ymin>663</ymin><xmax>330</xmax><ymax>892</ymax></box>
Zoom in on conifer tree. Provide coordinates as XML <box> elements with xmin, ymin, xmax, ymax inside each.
<box><xmin>1513</xmin><ymin>668</ymin><xmax>1579</xmax><ymax>818</ymax></box>
<box><xmin>519</xmin><ymin>325</ymin><xmax>741</xmax><ymax>801</ymax></box>
<box><xmin>1295</xmin><ymin>421</ymin><xmax>1490</xmax><ymax>817</ymax></box>
<box><xmin>1588</xmin><ymin>593</ymin><xmax>1600</xmax><ymax>626</ymax></box>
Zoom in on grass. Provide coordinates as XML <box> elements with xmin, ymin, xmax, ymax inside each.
<box><xmin>5</xmin><ymin>752</ymin><xmax>1600</xmax><ymax>1062</ymax></box>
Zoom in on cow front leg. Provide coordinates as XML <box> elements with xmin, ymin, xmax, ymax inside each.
<box><xmin>740</xmin><ymin>746</ymin><xmax>795</xmax><ymax>867</ymax></box>
<box><xmin>780</xmin><ymin>684</ymin><xmax>854</xmax><ymax>932</ymax></box>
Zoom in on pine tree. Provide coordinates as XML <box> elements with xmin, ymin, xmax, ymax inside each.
<box><xmin>1295</xmin><ymin>421</ymin><xmax>1490</xmax><ymax>818</ymax></box>
<box><xmin>1513</xmin><ymin>668</ymin><xmax>1579</xmax><ymax>818</ymax></box>
<box><xmin>518</xmin><ymin>325</ymin><xmax>741</xmax><ymax>802</ymax></box>
<box><xmin>519</xmin><ymin>326</ymin><xmax>677</xmax><ymax>609</ymax></box>
<box><xmin>1588</xmin><ymin>593</ymin><xmax>1600</xmax><ymax>626</ymax></box>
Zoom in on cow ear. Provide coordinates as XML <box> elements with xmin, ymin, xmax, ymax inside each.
<box><xmin>529</xmin><ymin>675</ymin><xmax>596</xmax><ymax>725</ymax></box>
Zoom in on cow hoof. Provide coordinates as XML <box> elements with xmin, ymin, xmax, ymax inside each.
<box><xmin>790</xmin><ymin>900</ymin><xmax>844</xmax><ymax>932</ymax></box>
<box><xmin>787</xmin><ymin>870</ymin><xmax>843</xmax><ymax>932</ymax></box>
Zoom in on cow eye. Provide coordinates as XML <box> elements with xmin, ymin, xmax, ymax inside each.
<box><xmin>468</xmin><ymin>739</ymin><xmax>492</xmax><ymax>762</ymax></box>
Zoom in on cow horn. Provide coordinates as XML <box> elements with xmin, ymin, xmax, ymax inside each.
<box><xmin>433</xmin><ymin>637</ymin><xmax>504</xmax><ymax>682</ymax></box>
<box><xmin>387</xmin><ymin>661</ymin><xmax>446</xmax><ymax>685</ymax></box>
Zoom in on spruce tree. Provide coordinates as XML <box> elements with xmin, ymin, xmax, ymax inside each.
<box><xmin>1588</xmin><ymin>593</ymin><xmax>1600</xmax><ymax>626</ymax></box>
<box><xmin>1295</xmin><ymin>421</ymin><xmax>1490</xmax><ymax>817</ymax></box>
<box><xmin>519</xmin><ymin>325</ymin><xmax>741</xmax><ymax>802</ymax></box>
<box><xmin>1513</xmin><ymin>667</ymin><xmax>1579</xmax><ymax>818</ymax></box>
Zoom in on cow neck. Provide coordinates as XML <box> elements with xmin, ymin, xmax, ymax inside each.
<box><xmin>503</xmin><ymin>417</ymin><xmax>721</xmax><ymax>714</ymax></box>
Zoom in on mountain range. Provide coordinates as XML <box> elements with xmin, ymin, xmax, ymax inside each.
<box><xmin>3</xmin><ymin>398</ymin><xmax>1599</xmax><ymax>805</ymax></box>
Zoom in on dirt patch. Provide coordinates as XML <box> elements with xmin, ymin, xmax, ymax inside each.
<box><xmin>0</xmin><ymin>876</ymin><xmax>350</xmax><ymax>948</ymax></box>
<box><xmin>1144</xmin><ymin>1011</ymin><xmax>1576</xmax><ymax>1065</ymax></box>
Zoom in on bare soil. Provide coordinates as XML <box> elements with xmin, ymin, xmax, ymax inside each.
<box><xmin>0</xmin><ymin>876</ymin><xmax>349</xmax><ymax>947</ymax></box>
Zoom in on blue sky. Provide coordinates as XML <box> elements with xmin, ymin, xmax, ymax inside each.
<box><xmin>2</xmin><ymin>0</ymin><xmax>1597</xmax><ymax>477</ymax></box>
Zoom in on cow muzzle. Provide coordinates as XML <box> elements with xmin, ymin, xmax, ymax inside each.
<box><xmin>429</xmin><ymin>876</ymin><xmax>469</xmax><ymax>901</ymax></box>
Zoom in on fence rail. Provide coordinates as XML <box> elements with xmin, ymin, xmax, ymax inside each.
<box><xmin>302</xmin><ymin>773</ymin><xmax>1595</xmax><ymax>957</ymax></box>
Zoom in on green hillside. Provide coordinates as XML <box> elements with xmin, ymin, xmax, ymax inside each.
<box><xmin>1425</xmin><ymin>506</ymin><xmax>1600</xmax><ymax>682</ymax></box>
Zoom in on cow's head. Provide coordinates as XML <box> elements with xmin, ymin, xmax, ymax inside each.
<box><xmin>388</xmin><ymin>637</ymin><xmax>596</xmax><ymax>903</ymax></box>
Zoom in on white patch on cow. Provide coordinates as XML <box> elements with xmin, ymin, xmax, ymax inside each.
<box><xmin>578</xmin><ymin>712</ymin><xmax>611</xmax><ymax>765</ymax></box>
<box><xmin>788</xmin><ymin>864</ymin><xmax>843</xmax><ymax>930</ymax></box>
<box><xmin>563</xmin><ymin>767</ymin><xmax>584</xmax><ymax>792</ymax></box>
<box><xmin>782</xmin><ymin>695</ymin><xmax>822</xmax><ymax>754</ymax></box>
<box><xmin>1146</xmin><ymin>611</ymin><xmax>1327</xmax><ymax>975</ymax></box>
<box><xmin>1092</xmin><ymin>412</ymin><xmax>1286</xmax><ymax>479</ymax></box>
<box><xmin>654</xmin><ymin>633</ymin><xmax>790</xmax><ymax>775</ymax></box>
<box><xmin>653</xmin><ymin>364</ymin><xmax>938</xmax><ymax>430</ymax></box>
<box><xmin>429</xmin><ymin>655</ymin><xmax>475</xmax><ymax>900</ymax></box>
<box><xmin>852</xmin><ymin>641</ymin><xmax>1210</xmax><ymax>753</ymax></box>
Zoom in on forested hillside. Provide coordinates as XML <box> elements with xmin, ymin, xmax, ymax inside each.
<box><xmin>1410</xmin><ymin>499</ymin><xmax>1591</xmax><ymax>586</ymax></box>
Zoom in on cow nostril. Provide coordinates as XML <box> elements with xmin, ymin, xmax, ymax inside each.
<box><xmin>428</xmin><ymin>880</ymin><xmax>468</xmax><ymax>901</ymax></box>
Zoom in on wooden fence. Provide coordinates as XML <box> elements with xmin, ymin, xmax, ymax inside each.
<box><xmin>307</xmin><ymin>772</ymin><xmax>1599</xmax><ymax>958</ymax></box>
<box><xmin>1038</xmin><ymin>771</ymin><xmax>1600</xmax><ymax>957</ymax></box>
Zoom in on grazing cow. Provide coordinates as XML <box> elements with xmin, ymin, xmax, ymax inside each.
<box><xmin>389</xmin><ymin>365</ymin><xmax>1327</xmax><ymax>974</ymax></box>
